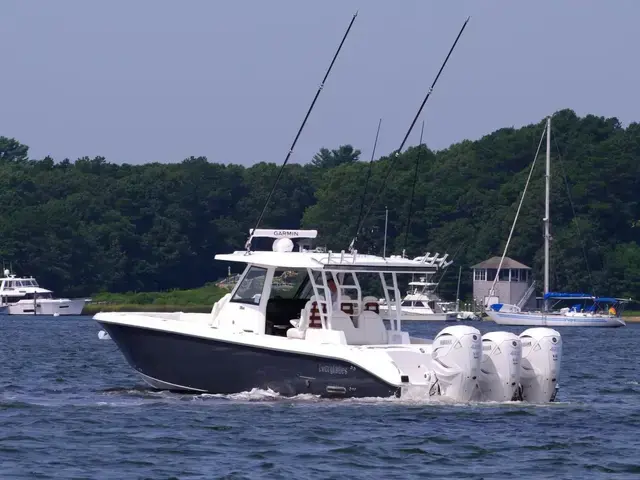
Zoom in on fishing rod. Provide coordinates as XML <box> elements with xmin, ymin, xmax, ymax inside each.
<box><xmin>352</xmin><ymin>118</ymin><xmax>383</xmax><ymax>244</ymax></box>
<box><xmin>245</xmin><ymin>11</ymin><xmax>358</xmax><ymax>251</ymax></box>
<box><xmin>348</xmin><ymin>16</ymin><xmax>470</xmax><ymax>252</ymax></box>
<box><xmin>402</xmin><ymin>120</ymin><xmax>425</xmax><ymax>251</ymax></box>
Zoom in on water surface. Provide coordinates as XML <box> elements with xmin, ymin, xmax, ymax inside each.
<box><xmin>1</xmin><ymin>316</ymin><xmax>638</xmax><ymax>479</ymax></box>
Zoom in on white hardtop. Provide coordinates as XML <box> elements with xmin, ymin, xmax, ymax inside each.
<box><xmin>215</xmin><ymin>250</ymin><xmax>444</xmax><ymax>273</ymax></box>
<box><xmin>215</xmin><ymin>229</ymin><xmax>452</xmax><ymax>274</ymax></box>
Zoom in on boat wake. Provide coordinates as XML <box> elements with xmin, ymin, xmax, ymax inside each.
<box><xmin>186</xmin><ymin>387</ymin><xmax>573</xmax><ymax>408</ymax></box>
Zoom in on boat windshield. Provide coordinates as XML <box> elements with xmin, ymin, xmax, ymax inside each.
<box><xmin>269</xmin><ymin>268</ymin><xmax>309</xmax><ymax>300</ymax></box>
<box><xmin>230</xmin><ymin>266</ymin><xmax>268</xmax><ymax>305</ymax></box>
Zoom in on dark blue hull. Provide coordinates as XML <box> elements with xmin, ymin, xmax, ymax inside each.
<box><xmin>98</xmin><ymin>322</ymin><xmax>399</xmax><ymax>398</ymax></box>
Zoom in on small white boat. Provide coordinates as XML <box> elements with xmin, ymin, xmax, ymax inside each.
<box><xmin>95</xmin><ymin>229</ymin><xmax>562</xmax><ymax>403</ymax></box>
<box><xmin>379</xmin><ymin>275</ymin><xmax>458</xmax><ymax>321</ymax></box>
<box><xmin>0</xmin><ymin>269</ymin><xmax>86</xmax><ymax>316</ymax></box>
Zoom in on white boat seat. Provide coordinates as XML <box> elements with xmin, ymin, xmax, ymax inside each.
<box><xmin>357</xmin><ymin>310</ymin><xmax>388</xmax><ymax>345</ymax></box>
<box><xmin>340</xmin><ymin>295</ymin><xmax>356</xmax><ymax>316</ymax></box>
<box><xmin>362</xmin><ymin>295</ymin><xmax>380</xmax><ymax>315</ymax></box>
<box><xmin>328</xmin><ymin>310</ymin><xmax>388</xmax><ymax>345</ymax></box>
<box><xmin>328</xmin><ymin>310</ymin><xmax>361</xmax><ymax>344</ymax></box>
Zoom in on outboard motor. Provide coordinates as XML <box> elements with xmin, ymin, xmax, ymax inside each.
<box><xmin>431</xmin><ymin>325</ymin><xmax>482</xmax><ymax>402</ymax></box>
<box><xmin>478</xmin><ymin>331</ymin><xmax>522</xmax><ymax>402</ymax></box>
<box><xmin>517</xmin><ymin>328</ymin><xmax>562</xmax><ymax>403</ymax></box>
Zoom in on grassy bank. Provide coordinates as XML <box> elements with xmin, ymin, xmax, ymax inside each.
<box><xmin>623</xmin><ymin>310</ymin><xmax>640</xmax><ymax>323</ymax></box>
<box><xmin>83</xmin><ymin>283</ymin><xmax>229</xmax><ymax>315</ymax></box>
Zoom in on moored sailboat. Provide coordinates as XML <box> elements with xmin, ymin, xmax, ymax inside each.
<box><xmin>486</xmin><ymin>116</ymin><xmax>628</xmax><ymax>328</ymax></box>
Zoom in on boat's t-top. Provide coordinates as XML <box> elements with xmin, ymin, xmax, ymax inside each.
<box><xmin>213</xmin><ymin>229</ymin><xmax>453</xmax><ymax>345</ymax></box>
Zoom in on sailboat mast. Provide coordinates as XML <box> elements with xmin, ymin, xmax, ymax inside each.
<box><xmin>543</xmin><ymin>116</ymin><xmax>551</xmax><ymax>309</ymax></box>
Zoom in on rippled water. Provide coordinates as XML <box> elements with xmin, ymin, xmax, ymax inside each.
<box><xmin>1</xmin><ymin>316</ymin><xmax>639</xmax><ymax>479</ymax></box>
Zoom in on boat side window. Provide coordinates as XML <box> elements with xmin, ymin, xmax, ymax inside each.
<box><xmin>24</xmin><ymin>292</ymin><xmax>52</xmax><ymax>300</ymax></box>
<box><xmin>401</xmin><ymin>300</ymin><xmax>412</xmax><ymax>307</ymax></box>
<box><xmin>230</xmin><ymin>266</ymin><xmax>267</xmax><ymax>305</ymax></box>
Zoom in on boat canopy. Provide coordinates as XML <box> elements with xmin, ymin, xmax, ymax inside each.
<box><xmin>543</xmin><ymin>292</ymin><xmax>592</xmax><ymax>300</ymax></box>
<box><xmin>594</xmin><ymin>297</ymin><xmax>631</xmax><ymax>304</ymax></box>
<box><xmin>215</xmin><ymin>229</ymin><xmax>452</xmax><ymax>275</ymax></box>
<box><xmin>543</xmin><ymin>292</ymin><xmax>631</xmax><ymax>303</ymax></box>
<box><xmin>215</xmin><ymin>250</ymin><xmax>443</xmax><ymax>274</ymax></box>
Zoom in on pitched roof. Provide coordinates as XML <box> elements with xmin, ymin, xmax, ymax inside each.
<box><xmin>471</xmin><ymin>256</ymin><xmax>531</xmax><ymax>270</ymax></box>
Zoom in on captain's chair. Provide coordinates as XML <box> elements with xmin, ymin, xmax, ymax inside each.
<box><xmin>362</xmin><ymin>296</ymin><xmax>380</xmax><ymax>314</ymax></box>
<box><xmin>340</xmin><ymin>295</ymin><xmax>355</xmax><ymax>316</ymax></box>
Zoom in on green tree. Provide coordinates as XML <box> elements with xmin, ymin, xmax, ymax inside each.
<box><xmin>311</xmin><ymin>144</ymin><xmax>361</xmax><ymax>169</ymax></box>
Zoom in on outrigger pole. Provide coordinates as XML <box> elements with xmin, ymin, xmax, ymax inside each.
<box><xmin>353</xmin><ymin>118</ymin><xmax>383</xmax><ymax>247</ymax></box>
<box><xmin>349</xmin><ymin>16</ymin><xmax>470</xmax><ymax>252</ymax></box>
<box><xmin>245</xmin><ymin>11</ymin><xmax>359</xmax><ymax>252</ymax></box>
<box><xmin>402</xmin><ymin>120</ymin><xmax>425</xmax><ymax>252</ymax></box>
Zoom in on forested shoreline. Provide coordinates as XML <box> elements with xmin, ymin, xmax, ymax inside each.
<box><xmin>1</xmin><ymin>109</ymin><xmax>638</xmax><ymax>302</ymax></box>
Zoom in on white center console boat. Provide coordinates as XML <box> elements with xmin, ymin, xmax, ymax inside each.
<box><xmin>95</xmin><ymin>230</ymin><xmax>562</xmax><ymax>403</ymax></box>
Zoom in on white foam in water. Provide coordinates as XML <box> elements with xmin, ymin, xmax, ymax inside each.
<box><xmin>190</xmin><ymin>387</ymin><xmax>509</xmax><ymax>406</ymax></box>
<box><xmin>196</xmin><ymin>388</ymin><xmax>319</xmax><ymax>402</ymax></box>
<box><xmin>186</xmin><ymin>385</ymin><xmax>578</xmax><ymax>409</ymax></box>
<box><xmin>98</xmin><ymin>330</ymin><xmax>111</xmax><ymax>340</ymax></box>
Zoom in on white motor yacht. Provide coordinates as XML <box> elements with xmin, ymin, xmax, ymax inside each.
<box><xmin>95</xmin><ymin>230</ymin><xmax>562</xmax><ymax>403</ymax></box>
<box><xmin>0</xmin><ymin>269</ymin><xmax>86</xmax><ymax>316</ymax></box>
<box><xmin>379</xmin><ymin>274</ymin><xmax>458</xmax><ymax>322</ymax></box>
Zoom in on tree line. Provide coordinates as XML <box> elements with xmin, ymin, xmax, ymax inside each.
<box><xmin>0</xmin><ymin>109</ymin><xmax>638</xmax><ymax>301</ymax></box>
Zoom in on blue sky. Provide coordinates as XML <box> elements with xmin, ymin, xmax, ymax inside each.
<box><xmin>1</xmin><ymin>0</ymin><xmax>637</xmax><ymax>165</ymax></box>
